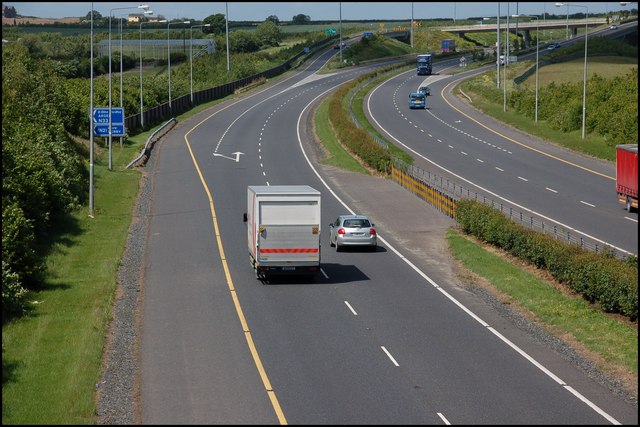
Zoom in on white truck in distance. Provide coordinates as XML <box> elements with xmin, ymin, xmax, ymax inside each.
<box><xmin>244</xmin><ymin>185</ymin><xmax>321</xmax><ymax>280</ymax></box>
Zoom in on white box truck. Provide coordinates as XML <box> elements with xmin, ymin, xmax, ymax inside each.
<box><xmin>244</xmin><ymin>185</ymin><xmax>321</xmax><ymax>279</ymax></box>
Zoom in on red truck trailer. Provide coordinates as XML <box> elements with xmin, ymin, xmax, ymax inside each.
<box><xmin>616</xmin><ymin>144</ymin><xmax>638</xmax><ymax>211</ymax></box>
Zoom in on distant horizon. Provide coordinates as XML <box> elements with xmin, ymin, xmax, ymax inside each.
<box><xmin>3</xmin><ymin>3</ymin><xmax>632</xmax><ymax>23</ymax></box>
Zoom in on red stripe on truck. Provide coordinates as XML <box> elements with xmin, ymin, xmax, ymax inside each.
<box><xmin>260</xmin><ymin>248</ymin><xmax>319</xmax><ymax>253</ymax></box>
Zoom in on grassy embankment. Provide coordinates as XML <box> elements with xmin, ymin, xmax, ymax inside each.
<box><xmin>458</xmin><ymin>55</ymin><xmax>637</xmax><ymax>161</ymax></box>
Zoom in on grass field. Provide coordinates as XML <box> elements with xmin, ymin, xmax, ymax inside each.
<box><xmin>523</xmin><ymin>55</ymin><xmax>638</xmax><ymax>88</ymax></box>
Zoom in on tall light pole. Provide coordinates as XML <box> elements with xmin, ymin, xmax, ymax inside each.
<box><xmin>89</xmin><ymin>2</ymin><xmax>94</xmax><ymax>217</ymax></box>
<box><xmin>504</xmin><ymin>4</ymin><xmax>509</xmax><ymax>112</ymax></box>
<box><xmin>109</xmin><ymin>4</ymin><xmax>149</xmax><ymax>170</ymax></box>
<box><xmin>453</xmin><ymin>2</ymin><xmax>456</xmax><ymax>25</ymax></box>
<box><xmin>514</xmin><ymin>14</ymin><xmax>539</xmax><ymax>125</ymax></box>
<box><xmin>140</xmin><ymin>15</ymin><xmax>161</xmax><ymax>130</ymax></box>
<box><xmin>410</xmin><ymin>2</ymin><xmax>414</xmax><ymax>49</ymax></box>
<box><xmin>190</xmin><ymin>23</ymin><xmax>210</xmax><ymax>104</ymax></box>
<box><xmin>483</xmin><ymin>13</ymin><xmax>499</xmax><ymax>89</ymax></box>
<box><xmin>140</xmin><ymin>19</ymin><xmax>145</xmax><ymax>129</ymax></box>
<box><xmin>339</xmin><ymin>2</ymin><xmax>343</xmax><ymax>64</ymax></box>
<box><xmin>226</xmin><ymin>2</ymin><xmax>230</xmax><ymax>72</ymax></box>
<box><xmin>168</xmin><ymin>19</ymin><xmax>191</xmax><ymax>112</ymax></box>
<box><xmin>565</xmin><ymin>2</ymin><xmax>570</xmax><ymax>39</ymax></box>
<box><xmin>556</xmin><ymin>2</ymin><xmax>588</xmax><ymax>139</ymax></box>
<box><xmin>119</xmin><ymin>16</ymin><xmax>124</xmax><ymax>147</ymax></box>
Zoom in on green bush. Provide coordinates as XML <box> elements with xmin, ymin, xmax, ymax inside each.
<box><xmin>455</xmin><ymin>199</ymin><xmax>638</xmax><ymax>320</ymax></box>
<box><xmin>328</xmin><ymin>83</ymin><xmax>391</xmax><ymax>174</ymax></box>
<box><xmin>2</xmin><ymin>260</ymin><xmax>28</xmax><ymax>322</ymax></box>
<box><xmin>2</xmin><ymin>202</ymin><xmax>40</xmax><ymax>323</ymax></box>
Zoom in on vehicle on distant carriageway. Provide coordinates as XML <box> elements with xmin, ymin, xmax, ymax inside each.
<box><xmin>408</xmin><ymin>92</ymin><xmax>426</xmax><ymax>109</ymax></box>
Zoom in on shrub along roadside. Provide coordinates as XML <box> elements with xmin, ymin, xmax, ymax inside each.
<box><xmin>326</xmin><ymin>61</ymin><xmax>416</xmax><ymax>173</ymax></box>
<box><xmin>455</xmin><ymin>199</ymin><xmax>638</xmax><ymax>321</ymax></box>
<box><xmin>328</xmin><ymin>82</ymin><xmax>391</xmax><ymax>173</ymax></box>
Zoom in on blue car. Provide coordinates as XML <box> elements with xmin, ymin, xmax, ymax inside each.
<box><xmin>409</xmin><ymin>92</ymin><xmax>426</xmax><ymax>109</ymax></box>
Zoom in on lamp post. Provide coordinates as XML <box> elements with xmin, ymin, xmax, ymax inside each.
<box><xmin>339</xmin><ymin>2</ymin><xmax>343</xmax><ymax>64</ymax></box>
<box><xmin>89</xmin><ymin>2</ymin><xmax>94</xmax><ymax>216</ymax></box>
<box><xmin>168</xmin><ymin>19</ymin><xmax>191</xmax><ymax>112</ymax></box>
<box><xmin>556</xmin><ymin>3</ymin><xmax>588</xmax><ymax>139</ymax></box>
<box><xmin>225</xmin><ymin>2</ymin><xmax>230</xmax><ymax>72</ymax></box>
<box><xmin>190</xmin><ymin>23</ymin><xmax>210</xmax><ymax>104</ymax></box>
<box><xmin>109</xmin><ymin>4</ymin><xmax>149</xmax><ymax>170</ymax></box>
<box><xmin>483</xmin><ymin>13</ymin><xmax>499</xmax><ymax>89</ymax></box>
<box><xmin>411</xmin><ymin>2</ymin><xmax>413</xmax><ymax>47</ymax></box>
<box><xmin>504</xmin><ymin>4</ymin><xmax>510</xmax><ymax>113</ymax></box>
<box><xmin>513</xmin><ymin>14</ymin><xmax>539</xmax><ymax>125</ymax></box>
<box><xmin>139</xmin><ymin>15</ymin><xmax>159</xmax><ymax>130</ymax></box>
<box><xmin>119</xmin><ymin>16</ymin><xmax>124</xmax><ymax>147</ymax></box>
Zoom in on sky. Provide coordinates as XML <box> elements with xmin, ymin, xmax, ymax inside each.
<box><xmin>5</xmin><ymin>2</ymin><xmax>629</xmax><ymax>22</ymax></box>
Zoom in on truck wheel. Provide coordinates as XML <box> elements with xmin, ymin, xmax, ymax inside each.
<box><xmin>626</xmin><ymin>197</ymin><xmax>632</xmax><ymax>212</ymax></box>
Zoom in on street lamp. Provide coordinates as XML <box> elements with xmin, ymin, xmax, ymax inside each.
<box><xmin>190</xmin><ymin>23</ymin><xmax>210</xmax><ymax>104</ymax></box>
<box><xmin>109</xmin><ymin>4</ymin><xmax>149</xmax><ymax>170</ymax></box>
<box><xmin>483</xmin><ymin>13</ymin><xmax>499</xmax><ymax>89</ymax></box>
<box><xmin>504</xmin><ymin>5</ymin><xmax>510</xmax><ymax>113</ymax></box>
<box><xmin>339</xmin><ymin>2</ymin><xmax>343</xmax><ymax>64</ymax></box>
<box><xmin>167</xmin><ymin>19</ymin><xmax>191</xmax><ymax>112</ymax></box>
<box><xmin>410</xmin><ymin>2</ymin><xmax>414</xmax><ymax>49</ymax></box>
<box><xmin>556</xmin><ymin>3</ymin><xmax>588</xmax><ymax>139</ymax></box>
<box><xmin>140</xmin><ymin>14</ymin><xmax>160</xmax><ymax>130</ymax></box>
<box><xmin>513</xmin><ymin>14</ymin><xmax>540</xmax><ymax>125</ymax></box>
<box><xmin>225</xmin><ymin>2</ymin><xmax>230</xmax><ymax>72</ymax></box>
<box><xmin>89</xmin><ymin>3</ymin><xmax>95</xmax><ymax>216</ymax></box>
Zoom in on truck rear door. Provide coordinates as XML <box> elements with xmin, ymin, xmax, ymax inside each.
<box><xmin>258</xmin><ymin>201</ymin><xmax>320</xmax><ymax>265</ymax></box>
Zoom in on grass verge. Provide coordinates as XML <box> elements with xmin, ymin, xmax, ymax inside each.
<box><xmin>2</xmin><ymin>139</ymin><xmax>142</xmax><ymax>424</ymax></box>
<box><xmin>315</xmin><ymin>96</ymin><xmax>371</xmax><ymax>173</ymax></box>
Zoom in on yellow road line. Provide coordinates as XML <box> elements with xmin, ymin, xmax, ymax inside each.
<box><xmin>183</xmin><ymin>131</ymin><xmax>288</xmax><ymax>425</ymax></box>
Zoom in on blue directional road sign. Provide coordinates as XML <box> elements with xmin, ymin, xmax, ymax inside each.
<box><xmin>94</xmin><ymin>124</ymin><xmax>125</xmax><ymax>137</ymax></box>
<box><xmin>93</xmin><ymin>107</ymin><xmax>125</xmax><ymax>136</ymax></box>
<box><xmin>93</xmin><ymin>107</ymin><xmax>123</xmax><ymax>124</ymax></box>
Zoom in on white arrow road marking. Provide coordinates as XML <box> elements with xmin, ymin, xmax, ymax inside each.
<box><xmin>213</xmin><ymin>152</ymin><xmax>244</xmax><ymax>162</ymax></box>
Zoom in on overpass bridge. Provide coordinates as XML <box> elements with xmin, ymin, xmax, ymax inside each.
<box><xmin>384</xmin><ymin>18</ymin><xmax>610</xmax><ymax>47</ymax></box>
<box><xmin>439</xmin><ymin>18</ymin><xmax>608</xmax><ymax>44</ymax></box>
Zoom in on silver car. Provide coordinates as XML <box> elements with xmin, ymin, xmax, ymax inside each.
<box><xmin>329</xmin><ymin>215</ymin><xmax>377</xmax><ymax>251</ymax></box>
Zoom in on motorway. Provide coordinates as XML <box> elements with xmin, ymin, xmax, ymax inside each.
<box><xmin>366</xmin><ymin>64</ymin><xmax>638</xmax><ymax>256</ymax></box>
<box><xmin>366</xmin><ymin>21</ymin><xmax>638</xmax><ymax>257</ymax></box>
<box><xmin>137</xmin><ymin>39</ymin><xmax>638</xmax><ymax>424</ymax></box>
